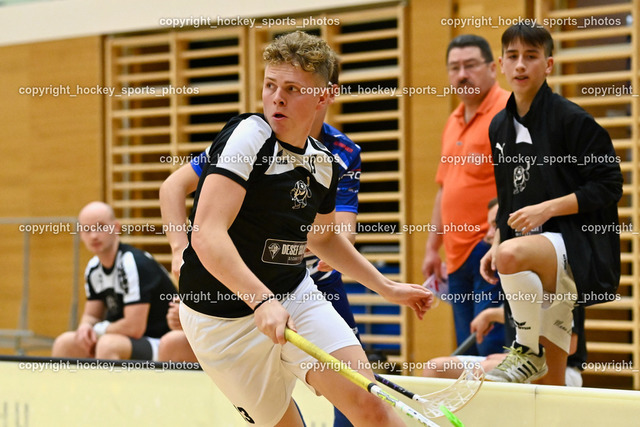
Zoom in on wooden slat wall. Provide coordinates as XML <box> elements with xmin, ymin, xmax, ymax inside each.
<box><xmin>536</xmin><ymin>0</ymin><xmax>639</xmax><ymax>389</ymax></box>
<box><xmin>106</xmin><ymin>6</ymin><xmax>410</xmax><ymax>364</ymax></box>
<box><xmin>328</xmin><ymin>6</ymin><xmax>408</xmax><ymax>364</ymax></box>
<box><xmin>105</xmin><ymin>28</ymin><xmax>247</xmax><ymax>265</ymax></box>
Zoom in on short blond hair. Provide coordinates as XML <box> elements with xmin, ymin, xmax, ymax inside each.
<box><xmin>263</xmin><ymin>31</ymin><xmax>336</xmax><ymax>86</ymax></box>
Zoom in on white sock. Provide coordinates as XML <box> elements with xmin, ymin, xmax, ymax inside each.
<box><xmin>499</xmin><ymin>270</ymin><xmax>543</xmax><ymax>353</ymax></box>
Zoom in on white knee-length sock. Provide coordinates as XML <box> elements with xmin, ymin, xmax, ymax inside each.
<box><xmin>498</xmin><ymin>270</ymin><xmax>544</xmax><ymax>353</ymax></box>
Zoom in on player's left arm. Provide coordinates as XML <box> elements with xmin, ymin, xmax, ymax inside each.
<box><xmin>307</xmin><ymin>210</ymin><xmax>433</xmax><ymax>319</ymax></box>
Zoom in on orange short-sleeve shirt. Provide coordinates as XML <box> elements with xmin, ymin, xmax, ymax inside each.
<box><xmin>435</xmin><ymin>83</ymin><xmax>510</xmax><ymax>274</ymax></box>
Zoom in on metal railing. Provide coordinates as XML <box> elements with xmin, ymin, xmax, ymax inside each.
<box><xmin>0</xmin><ymin>217</ymin><xmax>80</xmax><ymax>355</ymax></box>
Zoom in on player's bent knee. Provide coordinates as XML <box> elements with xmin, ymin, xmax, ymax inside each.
<box><xmin>495</xmin><ymin>240</ymin><xmax>524</xmax><ymax>274</ymax></box>
<box><xmin>53</xmin><ymin>331</ymin><xmax>75</xmax><ymax>346</ymax></box>
<box><xmin>157</xmin><ymin>331</ymin><xmax>191</xmax><ymax>360</ymax></box>
<box><xmin>158</xmin><ymin>331</ymin><xmax>174</xmax><ymax>347</ymax></box>
<box><xmin>51</xmin><ymin>332</ymin><xmax>77</xmax><ymax>357</ymax></box>
<box><xmin>95</xmin><ymin>334</ymin><xmax>131</xmax><ymax>360</ymax></box>
<box><xmin>422</xmin><ymin>357</ymin><xmax>448</xmax><ymax>377</ymax></box>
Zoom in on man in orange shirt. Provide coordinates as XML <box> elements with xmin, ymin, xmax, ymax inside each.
<box><xmin>422</xmin><ymin>35</ymin><xmax>510</xmax><ymax>355</ymax></box>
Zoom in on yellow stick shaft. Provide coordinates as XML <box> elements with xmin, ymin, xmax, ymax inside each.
<box><xmin>284</xmin><ymin>328</ymin><xmax>372</xmax><ymax>391</ymax></box>
<box><xmin>284</xmin><ymin>328</ymin><xmax>440</xmax><ymax>427</ymax></box>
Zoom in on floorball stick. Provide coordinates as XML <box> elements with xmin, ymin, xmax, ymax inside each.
<box><xmin>284</xmin><ymin>328</ymin><xmax>441</xmax><ymax>426</ymax></box>
<box><xmin>374</xmin><ymin>368</ymin><xmax>483</xmax><ymax>423</ymax></box>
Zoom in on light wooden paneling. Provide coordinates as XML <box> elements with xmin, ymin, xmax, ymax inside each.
<box><xmin>105</xmin><ymin>28</ymin><xmax>246</xmax><ymax>264</ymax></box>
<box><xmin>0</xmin><ymin>36</ymin><xmax>103</xmax><ymax>353</ymax></box>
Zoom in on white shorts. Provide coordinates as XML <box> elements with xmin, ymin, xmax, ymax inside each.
<box><xmin>539</xmin><ymin>232</ymin><xmax>578</xmax><ymax>353</ymax></box>
<box><xmin>179</xmin><ymin>274</ymin><xmax>360</xmax><ymax>426</ymax></box>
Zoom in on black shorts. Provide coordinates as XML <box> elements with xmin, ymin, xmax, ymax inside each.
<box><xmin>129</xmin><ymin>336</ymin><xmax>160</xmax><ymax>360</ymax></box>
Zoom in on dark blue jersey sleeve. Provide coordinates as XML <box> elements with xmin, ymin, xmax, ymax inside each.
<box><xmin>190</xmin><ymin>148</ymin><xmax>210</xmax><ymax>177</ymax></box>
<box><xmin>321</xmin><ymin>123</ymin><xmax>361</xmax><ymax>214</ymax></box>
<box><xmin>335</xmin><ymin>156</ymin><xmax>360</xmax><ymax>213</ymax></box>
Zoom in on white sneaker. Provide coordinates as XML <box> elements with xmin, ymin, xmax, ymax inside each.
<box><xmin>486</xmin><ymin>343</ymin><xmax>547</xmax><ymax>383</ymax></box>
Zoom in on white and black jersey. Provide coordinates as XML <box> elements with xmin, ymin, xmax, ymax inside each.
<box><xmin>490</xmin><ymin>81</ymin><xmax>623</xmax><ymax>304</ymax></box>
<box><xmin>85</xmin><ymin>243</ymin><xmax>176</xmax><ymax>338</ymax></box>
<box><xmin>180</xmin><ymin>113</ymin><xmax>339</xmax><ymax>318</ymax></box>
<box><xmin>505</xmin><ymin>117</ymin><xmax>560</xmax><ymax>237</ymax></box>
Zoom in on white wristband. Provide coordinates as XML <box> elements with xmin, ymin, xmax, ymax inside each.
<box><xmin>93</xmin><ymin>320</ymin><xmax>110</xmax><ymax>337</ymax></box>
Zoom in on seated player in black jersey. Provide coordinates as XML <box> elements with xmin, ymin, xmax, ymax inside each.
<box><xmin>52</xmin><ymin>202</ymin><xmax>176</xmax><ymax>361</ymax></box>
<box><xmin>480</xmin><ymin>24</ymin><xmax>622</xmax><ymax>383</ymax></box>
<box><xmin>177</xmin><ymin>31</ymin><xmax>434</xmax><ymax>426</ymax></box>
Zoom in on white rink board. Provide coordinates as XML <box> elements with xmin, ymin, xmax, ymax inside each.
<box><xmin>1</xmin><ymin>362</ymin><xmax>639</xmax><ymax>426</ymax></box>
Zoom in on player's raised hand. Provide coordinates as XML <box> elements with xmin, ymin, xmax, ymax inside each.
<box><xmin>382</xmin><ymin>283</ymin><xmax>434</xmax><ymax>320</ymax></box>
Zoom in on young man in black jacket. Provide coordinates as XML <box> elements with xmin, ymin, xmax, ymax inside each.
<box><xmin>480</xmin><ymin>24</ymin><xmax>622</xmax><ymax>383</ymax></box>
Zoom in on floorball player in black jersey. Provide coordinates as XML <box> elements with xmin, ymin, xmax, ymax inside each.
<box><xmin>178</xmin><ymin>31</ymin><xmax>433</xmax><ymax>426</ymax></box>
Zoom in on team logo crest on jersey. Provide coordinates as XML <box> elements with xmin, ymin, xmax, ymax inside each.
<box><xmin>105</xmin><ymin>294</ymin><xmax>118</xmax><ymax>314</ymax></box>
<box><xmin>513</xmin><ymin>161</ymin><xmax>531</xmax><ymax>195</ymax></box>
<box><xmin>290</xmin><ymin>177</ymin><xmax>312</xmax><ymax>209</ymax></box>
<box><xmin>268</xmin><ymin>242</ymin><xmax>280</xmax><ymax>259</ymax></box>
<box><xmin>262</xmin><ymin>239</ymin><xmax>307</xmax><ymax>265</ymax></box>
